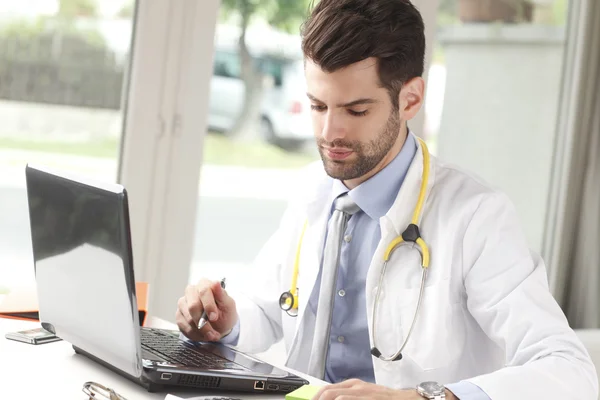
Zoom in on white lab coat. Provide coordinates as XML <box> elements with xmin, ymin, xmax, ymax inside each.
<box><xmin>228</xmin><ymin>134</ymin><xmax>598</xmax><ymax>399</ymax></box>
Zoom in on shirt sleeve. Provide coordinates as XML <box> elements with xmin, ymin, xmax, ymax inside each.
<box><xmin>445</xmin><ymin>381</ymin><xmax>491</xmax><ymax>400</ymax></box>
<box><xmin>218</xmin><ymin>318</ymin><xmax>240</xmax><ymax>346</ymax></box>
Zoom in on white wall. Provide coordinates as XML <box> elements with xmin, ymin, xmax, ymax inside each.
<box><xmin>120</xmin><ymin>0</ymin><xmax>220</xmax><ymax>321</ymax></box>
<box><xmin>437</xmin><ymin>25</ymin><xmax>566</xmax><ymax>253</ymax></box>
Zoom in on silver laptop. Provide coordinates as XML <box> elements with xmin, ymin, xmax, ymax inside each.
<box><xmin>25</xmin><ymin>164</ymin><xmax>308</xmax><ymax>393</ymax></box>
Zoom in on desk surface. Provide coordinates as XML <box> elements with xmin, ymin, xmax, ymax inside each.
<box><xmin>0</xmin><ymin>318</ymin><xmax>321</xmax><ymax>400</ymax></box>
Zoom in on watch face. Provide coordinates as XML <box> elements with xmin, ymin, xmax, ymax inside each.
<box><xmin>418</xmin><ymin>381</ymin><xmax>444</xmax><ymax>395</ymax></box>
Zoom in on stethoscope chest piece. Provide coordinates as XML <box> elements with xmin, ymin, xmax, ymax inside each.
<box><xmin>279</xmin><ymin>291</ymin><xmax>298</xmax><ymax>317</ymax></box>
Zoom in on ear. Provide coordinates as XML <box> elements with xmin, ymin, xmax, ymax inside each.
<box><xmin>398</xmin><ymin>77</ymin><xmax>425</xmax><ymax>120</ymax></box>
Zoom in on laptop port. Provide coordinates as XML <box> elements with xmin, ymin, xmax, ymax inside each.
<box><xmin>280</xmin><ymin>385</ymin><xmax>292</xmax><ymax>391</ymax></box>
<box><xmin>254</xmin><ymin>381</ymin><xmax>265</xmax><ymax>390</ymax></box>
<box><xmin>267</xmin><ymin>384</ymin><xmax>279</xmax><ymax>391</ymax></box>
<box><xmin>160</xmin><ymin>373</ymin><xmax>172</xmax><ymax>380</ymax></box>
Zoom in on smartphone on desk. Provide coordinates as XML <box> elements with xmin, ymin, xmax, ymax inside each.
<box><xmin>5</xmin><ymin>327</ymin><xmax>62</xmax><ymax>345</ymax></box>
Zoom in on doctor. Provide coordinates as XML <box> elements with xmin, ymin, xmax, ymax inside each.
<box><xmin>176</xmin><ymin>0</ymin><xmax>598</xmax><ymax>399</ymax></box>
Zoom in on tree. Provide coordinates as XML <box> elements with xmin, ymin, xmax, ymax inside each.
<box><xmin>58</xmin><ymin>0</ymin><xmax>99</xmax><ymax>19</ymax></box>
<box><xmin>117</xmin><ymin>1</ymin><xmax>135</xmax><ymax>19</ymax></box>
<box><xmin>220</xmin><ymin>0</ymin><xmax>313</xmax><ymax>142</ymax></box>
<box><xmin>437</xmin><ymin>0</ymin><xmax>459</xmax><ymax>26</ymax></box>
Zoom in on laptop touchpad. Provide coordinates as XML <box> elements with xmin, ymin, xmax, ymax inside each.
<box><xmin>142</xmin><ymin>348</ymin><xmax>168</xmax><ymax>362</ymax></box>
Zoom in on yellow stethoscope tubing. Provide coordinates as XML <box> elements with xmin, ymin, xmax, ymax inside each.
<box><xmin>371</xmin><ymin>137</ymin><xmax>431</xmax><ymax>361</ymax></box>
<box><xmin>284</xmin><ymin>137</ymin><xmax>431</xmax><ymax>331</ymax></box>
<box><xmin>382</xmin><ymin>137</ymin><xmax>431</xmax><ymax>267</ymax></box>
<box><xmin>283</xmin><ymin>220</ymin><xmax>308</xmax><ymax>310</ymax></box>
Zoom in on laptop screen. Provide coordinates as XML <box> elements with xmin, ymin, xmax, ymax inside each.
<box><xmin>25</xmin><ymin>164</ymin><xmax>143</xmax><ymax>378</ymax></box>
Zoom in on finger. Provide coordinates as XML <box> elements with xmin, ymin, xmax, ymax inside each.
<box><xmin>329</xmin><ymin>379</ymin><xmax>363</xmax><ymax>390</ymax></box>
<box><xmin>313</xmin><ymin>380</ymin><xmax>364</xmax><ymax>400</ymax></box>
<box><xmin>185</xmin><ymin>284</ymin><xmax>205</xmax><ymax>325</ymax></box>
<box><xmin>315</xmin><ymin>388</ymin><xmax>355</xmax><ymax>400</ymax></box>
<box><xmin>212</xmin><ymin>280</ymin><xmax>229</xmax><ymax>305</ymax></box>
<box><xmin>313</xmin><ymin>385</ymin><xmax>329</xmax><ymax>400</ymax></box>
<box><xmin>177</xmin><ymin>296</ymin><xmax>195</xmax><ymax>327</ymax></box>
<box><xmin>312</xmin><ymin>384</ymin><xmax>338</xmax><ymax>400</ymax></box>
<box><xmin>198</xmin><ymin>285</ymin><xmax>219</xmax><ymax>323</ymax></box>
<box><xmin>198</xmin><ymin>285</ymin><xmax>219</xmax><ymax>322</ymax></box>
<box><xmin>177</xmin><ymin>308</ymin><xmax>220</xmax><ymax>342</ymax></box>
<box><xmin>176</xmin><ymin>308</ymin><xmax>202</xmax><ymax>341</ymax></box>
<box><xmin>341</xmin><ymin>378</ymin><xmax>364</xmax><ymax>385</ymax></box>
<box><xmin>175</xmin><ymin>307</ymin><xmax>190</xmax><ymax>332</ymax></box>
<box><xmin>197</xmin><ymin>320</ymin><xmax>221</xmax><ymax>342</ymax></box>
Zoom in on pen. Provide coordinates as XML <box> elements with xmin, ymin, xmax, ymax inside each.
<box><xmin>198</xmin><ymin>277</ymin><xmax>226</xmax><ymax>329</ymax></box>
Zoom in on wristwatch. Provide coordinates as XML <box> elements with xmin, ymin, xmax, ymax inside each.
<box><xmin>416</xmin><ymin>381</ymin><xmax>446</xmax><ymax>399</ymax></box>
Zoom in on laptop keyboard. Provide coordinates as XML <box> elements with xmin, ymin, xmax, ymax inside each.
<box><xmin>140</xmin><ymin>329</ymin><xmax>246</xmax><ymax>371</ymax></box>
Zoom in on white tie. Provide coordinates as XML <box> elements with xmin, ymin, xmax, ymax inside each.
<box><xmin>307</xmin><ymin>193</ymin><xmax>360</xmax><ymax>379</ymax></box>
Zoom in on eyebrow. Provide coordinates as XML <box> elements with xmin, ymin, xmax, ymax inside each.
<box><xmin>306</xmin><ymin>93</ymin><xmax>378</xmax><ymax>108</ymax></box>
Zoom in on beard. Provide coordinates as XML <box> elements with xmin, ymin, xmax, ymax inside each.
<box><xmin>317</xmin><ymin>109</ymin><xmax>401</xmax><ymax>181</ymax></box>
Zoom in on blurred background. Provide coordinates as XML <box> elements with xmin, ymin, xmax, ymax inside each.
<box><xmin>0</xmin><ymin>0</ymin><xmax>598</xmax><ymax>330</ymax></box>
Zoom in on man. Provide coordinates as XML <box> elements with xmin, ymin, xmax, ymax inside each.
<box><xmin>176</xmin><ymin>0</ymin><xmax>598</xmax><ymax>399</ymax></box>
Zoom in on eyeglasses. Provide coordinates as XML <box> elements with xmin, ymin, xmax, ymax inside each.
<box><xmin>82</xmin><ymin>381</ymin><xmax>128</xmax><ymax>400</ymax></box>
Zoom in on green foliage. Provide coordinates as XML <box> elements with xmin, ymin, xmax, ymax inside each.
<box><xmin>0</xmin><ymin>18</ymin><xmax>107</xmax><ymax>50</ymax></box>
<box><xmin>0</xmin><ymin>18</ymin><xmax>47</xmax><ymax>38</ymax></box>
<box><xmin>552</xmin><ymin>0</ymin><xmax>569</xmax><ymax>25</ymax></box>
<box><xmin>219</xmin><ymin>0</ymin><xmax>313</xmax><ymax>33</ymax></box>
<box><xmin>437</xmin><ymin>0</ymin><xmax>459</xmax><ymax>26</ymax></box>
<box><xmin>117</xmin><ymin>1</ymin><xmax>135</xmax><ymax>19</ymax></box>
<box><xmin>69</xmin><ymin>26</ymin><xmax>106</xmax><ymax>47</ymax></box>
<box><xmin>58</xmin><ymin>0</ymin><xmax>99</xmax><ymax>19</ymax></box>
<box><xmin>264</xmin><ymin>0</ymin><xmax>313</xmax><ymax>34</ymax></box>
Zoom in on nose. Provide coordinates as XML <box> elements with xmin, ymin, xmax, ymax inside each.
<box><xmin>321</xmin><ymin>111</ymin><xmax>346</xmax><ymax>143</ymax></box>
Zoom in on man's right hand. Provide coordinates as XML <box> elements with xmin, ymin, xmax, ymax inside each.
<box><xmin>176</xmin><ymin>278</ymin><xmax>238</xmax><ymax>342</ymax></box>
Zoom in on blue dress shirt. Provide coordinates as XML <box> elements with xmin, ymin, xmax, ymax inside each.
<box><xmin>220</xmin><ymin>133</ymin><xmax>490</xmax><ymax>399</ymax></box>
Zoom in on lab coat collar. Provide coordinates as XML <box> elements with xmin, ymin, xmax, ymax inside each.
<box><xmin>305</xmin><ymin>174</ymin><xmax>333</xmax><ymax>225</ymax></box>
<box><xmin>342</xmin><ymin>132</ymin><xmax>417</xmax><ymax>221</ymax></box>
<box><xmin>303</xmin><ymin>131</ymin><xmax>435</xmax><ymax>230</ymax></box>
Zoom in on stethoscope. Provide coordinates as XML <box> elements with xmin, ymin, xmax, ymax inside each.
<box><xmin>279</xmin><ymin>137</ymin><xmax>431</xmax><ymax>362</ymax></box>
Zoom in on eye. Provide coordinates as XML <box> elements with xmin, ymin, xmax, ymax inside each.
<box><xmin>310</xmin><ymin>104</ymin><xmax>327</xmax><ymax>112</ymax></box>
<box><xmin>348</xmin><ymin>109</ymin><xmax>368</xmax><ymax>117</ymax></box>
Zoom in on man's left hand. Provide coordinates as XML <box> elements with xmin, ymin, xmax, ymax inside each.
<box><xmin>312</xmin><ymin>379</ymin><xmax>458</xmax><ymax>400</ymax></box>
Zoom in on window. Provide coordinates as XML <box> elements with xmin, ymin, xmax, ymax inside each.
<box><xmin>213</xmin><ymin>50</ymin><xmax>241</xmax><ymax>79</ymax></box>
<box><xmin>213</xmin><ymin>49</ymin><xmax>286</xmax><ymax>87</ymax></box>
<box><xmin>192</xmin><ymin>17</ymin><xmax>315</xmax><ymax>284</ymax></box>
<box><xmin>258</xmin><ymin>57</ymin><xmax>284</xmax><ymax>87</ymax></box>
<box><xmin>0</xmin><ymin>1</ymin><xmax>137</xmax><ymax>294</ymax></box>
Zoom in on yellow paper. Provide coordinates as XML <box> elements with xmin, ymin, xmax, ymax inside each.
<box><xmin>285</xmin><ymin>385</ymin><xmax>322</xmax><ymax>400</ymax></box>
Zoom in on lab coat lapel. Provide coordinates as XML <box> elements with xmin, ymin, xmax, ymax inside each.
<box><xmin>297</xmin><ymin>175</ymin><xmax>332</xmax><ymax>323</ymax></box>
<box><xmin>286</xmin><ymin>174</ymin><xmax>332</xmax><ymax>370</ymax></box>
<box><xmin>365</xmin><ymin>134</ymin><xmax>436</xmax><ymax>348</ymax></box>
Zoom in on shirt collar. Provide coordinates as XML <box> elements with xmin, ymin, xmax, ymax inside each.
<box><xmin>330</xmin><ymin>131</ymin><xmax>418</xmax><ymax>221</ymax></box>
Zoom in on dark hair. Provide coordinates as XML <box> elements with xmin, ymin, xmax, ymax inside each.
<box><xmin>301</xmin><ymin>0</ymin><xmax>425</xmax><ymax>110</ymax></box>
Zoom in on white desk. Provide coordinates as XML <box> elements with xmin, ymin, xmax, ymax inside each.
<box><xmin>0</xmin><ymin>318</ymin><xmax>322</xmax><ymax>400</ymax></box>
